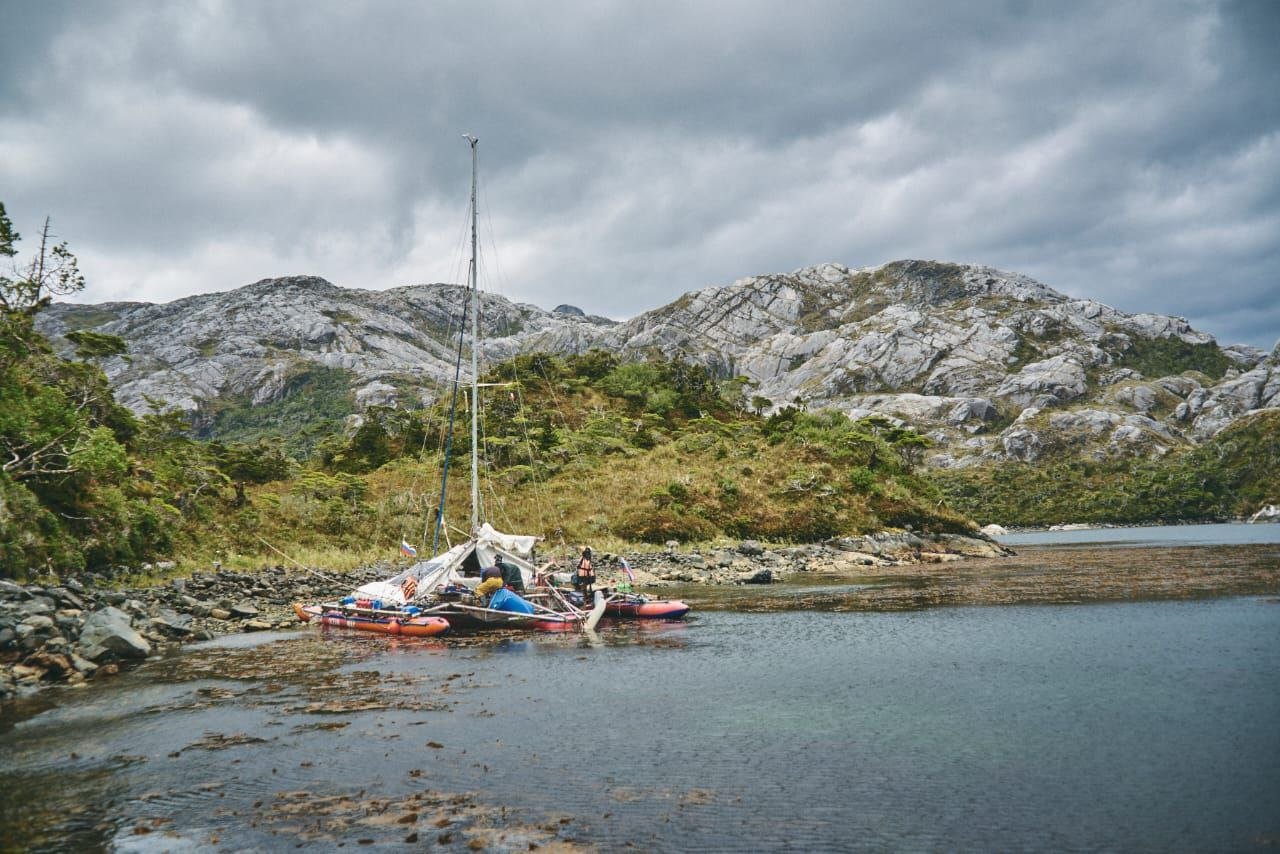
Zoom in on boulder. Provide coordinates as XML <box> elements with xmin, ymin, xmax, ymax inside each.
<box><xmin>77</xmin><ymin>606</ymin><xmax>152</xmax><ymax>661</ymax></box>
<box><xmin>980</xmin><ymin>524</ymin><xmax>1008</xmax><ymax>537</ymax></box>
<box><xmin>737</xmin><ymin>540</ymin><xmax>765</xmax><ymax>557</ymax></box>
<box><xmin>19</xmin><ymin>614</ymin><xmax>56</xmax><ymax>633</ymax></box>
<box><xmin>150</xmin><ymin>609</ymin><xmax>194</xmax><ymax>637</ymax></box>
<box><xmin>994</xmin><ymin>355</ymin><xmax>1088</xmax><ymax>407</ymax></box>
<box><xmin>49</xmin><ymin>587</ymin><xmax>86</xmax><ymax>610</ymax></box>
<box><xmin>229</xmin><ymin>601</ymin><xmax>259</xmax><ymax>618</ymax></box>
<box><xmin>70</xmin><ymin>653</ymin><xmax>99</xmax><ymax>675</ymax></box>
<box><xmin>1001</xmin><ymin>426</ymin><xmax>1042</xmax><ymax>462</ymax></box>
<box><xmin>0</xmin><ymin>579</ymin><xmax>30</xmax><ymax>599</ymax></box>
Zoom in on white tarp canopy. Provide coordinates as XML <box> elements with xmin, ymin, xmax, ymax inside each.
<box><xmin>472</xmin><ymin>522</ymin><xmax>538</xmax><ymax>572</ymax></box>
<box><xmin>352</xmin><ymin>525</ymin><xmax>540</xmax><ymax>605</ymax></box>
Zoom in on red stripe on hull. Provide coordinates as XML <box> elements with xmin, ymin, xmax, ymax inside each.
<box><xmin>294</xmin><ymin>603</ymin><xmax>450</xmax><ymax>637</ymax></box>
<box><xmin>605</xmin><ymin>600</ymin><xmax>691</xmax><ymax>619</ymax></box>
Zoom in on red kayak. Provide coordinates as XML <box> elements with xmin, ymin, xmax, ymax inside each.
<box><xmin>605</xmin><ymin>596</ymin><xmax>691</xmax><ymax>620</ymax></box>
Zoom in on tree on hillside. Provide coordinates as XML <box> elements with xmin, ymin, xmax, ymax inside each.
<box><xmin>0</xmin><ymin>202</ymin><xmax>176</xmax><ymax>576</ymax></box>
<box><xmin>0</xmin><ymin>204</ymin><xmax>85</xmax><ymax>315</ymax></box>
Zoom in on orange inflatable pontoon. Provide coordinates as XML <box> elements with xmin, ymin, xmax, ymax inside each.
<box><xmin>294</xmin><ymin>602</ymin><xmax>450</xmax><ymax>637</ymax></box>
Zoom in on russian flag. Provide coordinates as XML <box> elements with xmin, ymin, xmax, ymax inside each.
<box><xmin>400</xmin><ymin>540</ymin><xmax>417</xmax><ymax>558</ymax></box>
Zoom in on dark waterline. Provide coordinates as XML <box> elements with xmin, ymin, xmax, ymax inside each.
<box><xmin>2</xmin><ymin>596</ymin><xmax>1278</xmax><ymax>851</ymax></box>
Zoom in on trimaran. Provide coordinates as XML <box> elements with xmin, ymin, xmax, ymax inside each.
<box><xmin>296</xmin><ymin>135</ymin><xmax>689</xmax><ymax>636</ymax></box>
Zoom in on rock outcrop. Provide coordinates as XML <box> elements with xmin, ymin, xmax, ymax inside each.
<box><xmin>38</xmin><ymin>261</ymin><xmax>1280</xmax><ymax>464</ymax></box>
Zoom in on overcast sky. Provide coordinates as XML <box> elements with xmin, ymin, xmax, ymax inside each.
<box><xmin>2</xmin><ymin>1</ymin><xmax>1277</xmax><ymax>347</ymax></box>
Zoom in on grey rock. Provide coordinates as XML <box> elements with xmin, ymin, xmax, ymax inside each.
<box><xmin>229</xmin><ymin>601</ymin><xmax>260</xmax><ymax>618</ymax></box>
<box><xmin>737</xmin><ymin>540</ymin><xmax>765</xmax><ymax>557</ymax></box>
<box><xmin>49</xmin><ymin>587</ymin><xmax>86</xmax><ymax>610</ymax></box>
<box><xmin>0</xmin><ymin>580</ymin><xmax>29</xmax><ymax>599</ymax></box>
<box><xmin>20</xmin><ymin>599</ymin><xmax>54</xmax><ymax>617</ymax></box>
<box><xmin>151</xmin><ymin>609</ymin><xmax>194</xmax><ymax>636</ymax></box>
<box><xmin>1001</xmin><ymin>427</ymin><xmax>1043</xmax><ymax>462</ymax></box>
<box><xmin>70</xmin><ymin>653</ymin><xmax>99</xmax><ymax>674</ymax></box>
<box><xmin>20</xmin><ymin>614</ymin><xmax>56</xmax><ymax>633</ymax></box>
<box><xmin>78</xmin><ymin>607</ymin><xmax>152</xmax><ymax>661</ymax></box>
<box><xmin>995</xmin><ymin>355</ymin><xmax>1088</xmax><ymax>407</ymax></box>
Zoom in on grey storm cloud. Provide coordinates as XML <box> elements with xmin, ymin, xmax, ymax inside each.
<box><xmin>1</xmin><ymin>0</ymin><xmax>1277</xmax><ymax>348</ymax></box>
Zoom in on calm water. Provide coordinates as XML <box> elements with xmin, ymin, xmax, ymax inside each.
<box><xmin>2</xmin><ymin>535</ymin><xmax>1279</xmax><ymax>851</ymax></box>
<box><xmin>999</xmin><ymin>522</ymin><xmax>1280</xmax><ymax>548</ymax></box>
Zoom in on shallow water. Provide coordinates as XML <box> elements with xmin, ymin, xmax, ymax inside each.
<box><xmin>999</xmin><ymin>521</ymin><xmax>1280</xmax><ymax>548</ymax></box>
<box><xmin>2</xmin><ymin>533</ymin><xmax>1279</xmax><ymax>851</ymax></box>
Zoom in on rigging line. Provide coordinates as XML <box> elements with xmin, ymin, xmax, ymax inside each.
<box><xmin>422</xmin><ymin>272</ymin><xmax>474</xmax><ymax>550</ymax></box>
<box><xmin>405</xmin><ymin>194</ymin><xmax>474</xmax><ymax>552</ymax></box>
<box><xmin>511</xmin><ymin>380</ymin><xmax>549</xmax><ymax>533</ymax></box>
<box><xmin>526</xmin><ymin>356</ymin><xmax>573</xmax><ymax>527</ymax></box>
<box><xmin>521</xmin><ymin>362</ymin><xmax>572</xmax><ymax>542</ymax></box>
<box><xmin>510</xmin><ymin>374</ymin><xmax>553</xmax><ymax>534</ymax></box>
<box><xmin>476</xmin><ymin>390</ymin><xmax>519</xmax><ymax>535</ymax></box>
<box><xmin>431</xmin><ymin>272</ymin><xmax>471</xmax><ymax>557</ymax></box>
<box><xmin>254</xmin><ymin>535</ymin><xmax>347</xmax><ymax>590</ymax></box>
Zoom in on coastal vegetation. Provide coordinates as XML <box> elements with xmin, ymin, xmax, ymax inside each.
<box><xmin>0</xmin><ymin>202</ymin><xmax>968</xmax><ymax>578</ymax></box>
<box><xmin>3</xmin><ymin>201</ymin><xmax>1275</xmax><ymax>580</ymax></box>
<box><xmin>934</xmin><ymin>409</ymin><xmax>1280</xmax><ymax>526</ymax></box>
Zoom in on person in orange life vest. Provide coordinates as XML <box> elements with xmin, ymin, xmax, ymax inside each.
<box><xmin>576</xmin><ymin>546</ymin><xmax>595</xmax><ymax>603</ymax></box>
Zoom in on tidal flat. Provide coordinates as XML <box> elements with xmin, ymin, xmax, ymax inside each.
<box><xmin>680</xmin><ymin>540</ymin><xmax>1280</xmax><ymax>612</ymax></box>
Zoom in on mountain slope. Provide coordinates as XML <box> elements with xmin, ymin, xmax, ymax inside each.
<box><xmin>38</xmin><ymin>261</ymin><xmax>1279</xmax><ymax>464</ymax></box>
<box><xmin>595</xmin><ymin>260</ymin><xmax>1276</xmax><ymax>466</ymax></box>
<box><xmin>38</xmin><ymin>277</ymin><xmax>615</xmax><ymax>430</ymax></box>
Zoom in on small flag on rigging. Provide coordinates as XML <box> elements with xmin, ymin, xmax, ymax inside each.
<box><xmin>620</xmin><ymin>557</ymin><xmax>636</xmax><ymax>583</ymax></box>
<box><xmin>400</xmin><ymin>540</ymin><xmax>417</xmax><ymax>558</ymax></box>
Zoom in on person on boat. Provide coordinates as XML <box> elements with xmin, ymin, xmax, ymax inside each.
<box><xmin>475</xmin><ymin>566</ymin><xmax>504</xmax><ymax>601</ymax></box>
<box><xmin>496</xmin><ymin>555</ymin><xmax>525</xmax><ymax>592</ymax></box>
<box><xmin>476</xmin><ymin>574</ymin><xmax>503</xmax><ymax>601</ymax></box>
<box><xmin>576</xmin><ymin>546</ymin><xmax>596</xmax><ymax>603</ymax></box>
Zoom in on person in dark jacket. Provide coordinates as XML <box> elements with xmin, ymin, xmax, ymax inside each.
<box><xmin>495</xmin><ymin>555</ymin><xmax>524</xmax><ymax>592</ymax></box>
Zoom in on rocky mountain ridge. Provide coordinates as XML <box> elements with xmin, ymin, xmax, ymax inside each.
<box><xmin>38</xmin><ymin>260</ymin><xmax>1279</xmax><ymax>466</ymax></box>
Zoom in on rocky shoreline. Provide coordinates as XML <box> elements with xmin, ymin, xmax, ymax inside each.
<box><xmin>1</xmin><ymin>531</ymin><xmax>1007</xmax><ymax>700</ymax></box>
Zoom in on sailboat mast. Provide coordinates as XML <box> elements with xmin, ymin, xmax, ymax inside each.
<box><xmin>466</xmin><ymin>134</ymin><xmax>480</xmax><ymax>534</ymax></box>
